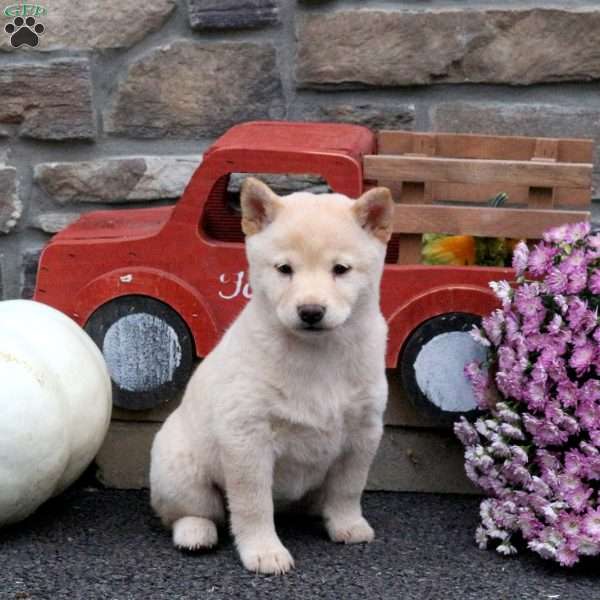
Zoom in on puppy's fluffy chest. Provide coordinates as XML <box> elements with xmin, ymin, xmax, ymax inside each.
<box><xmin>265</xmin><ymin>349</ymin><xmax>377</xmax><ymax>500</ymax></box>
<box><xmin>269</xmin><ymin>376</ymin><xmax>353</xmax><ymax>457</ymax></box>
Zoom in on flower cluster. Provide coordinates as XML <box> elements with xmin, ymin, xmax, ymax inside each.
<box><xmin>455</xmin><ymin>222</ymin><xmax>600</xmax><ymax>566</ymax></box>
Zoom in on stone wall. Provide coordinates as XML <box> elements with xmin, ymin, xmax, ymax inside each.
<box><xmin>1</xmin><ymin>0</ymin><xmax>600</xmax><ymax>299</ymax></box>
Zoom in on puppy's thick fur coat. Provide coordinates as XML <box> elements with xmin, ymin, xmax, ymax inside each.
<box><xmin>150</xmin><ymin>178</ymin><xmax>393</xmax><ymax>574</ymax></box>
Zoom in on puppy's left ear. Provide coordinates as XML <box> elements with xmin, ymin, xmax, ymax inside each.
<box><xmin>352</xmin><ymin>187</ymin><xmax>394</xmax><ymax>244</ymax></box>
<box><xmin>240</xmin><ymin>177</ymin><xmax>282</xmax><ymax>236</ymax></box>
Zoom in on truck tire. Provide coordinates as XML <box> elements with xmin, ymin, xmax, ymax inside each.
<box><xmin>400</xmin><ymin>312</ymin><xmax>487</xmax><ymax>424</ymax></box>
<box><xmin>84</xmin><ymin>296</ymin><xmax>195</xmax><ymax>411</ymax></box>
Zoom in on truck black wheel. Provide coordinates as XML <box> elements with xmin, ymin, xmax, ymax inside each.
<box><xmin>400</xmin><ymin>312</ymin><xmax>487</xmax><ymax>425</ymax></box>
<box><xmin>85</xmin><ymin>296</ymin><xmax>195</xmax><ymax>411</ymax></box>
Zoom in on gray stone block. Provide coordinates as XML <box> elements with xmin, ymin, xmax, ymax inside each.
<box><xmin>34</xmin><ymin>156</ymin><xmax>200</xmax><ymax>205</ymax></box>
<box><xmin>431</xmin><ymin>102</ymin><xmax>600</xmax><ymax>198</ymax></box>
<box><xmin>297</xmin><ymin>8</ymin><xmax>600</xmax><ymax>87</ymax></box>
<box><xmin>0</xmin><ymin>167</ymin><xmax>20</xmax><ymax>233</ymax></box>
<box><xmin>303</xmin><ymin>103</ymin><xmax>415</xmax><ymax>131</ymax></box>
<box><xmin>187</xmin><ymin>0</ymin><xmax>279</xmax><ymax>30</ymax></box>
<box><xmin>0</xmin><ymin>0</ymin><xmax>175</xmax><ymax>51</ymax></box>
<box><xmin>0</xmin><ymin>60</ymin><xmax>95</xmax><ymax>140</ymax></box>
<box><xmin>31</xmin><ymin>212</ymin><xmax>81</xmax><ymax>234</ymax></box>
<box><xmin>105</xmin><ymin>41</ymin><xmax>284</xmax><ymax>139</ymax></box>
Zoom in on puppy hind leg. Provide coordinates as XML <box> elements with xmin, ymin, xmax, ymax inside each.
<box><xmin>150</xmin><ymin>417</ymin><xmax>225</xmax><ymax>550</ymax></box>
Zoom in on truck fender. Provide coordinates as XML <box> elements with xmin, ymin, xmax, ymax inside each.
<box><xmin>385</xmin><ymin>284</ymin><xmax>498</xmax><ymax>369</ymax></box>
<box><xmin>73</xmin><ymin>267</ymin><xmax>219</xmax><ymax>358</ymax></box>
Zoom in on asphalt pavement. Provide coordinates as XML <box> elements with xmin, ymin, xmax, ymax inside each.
<box><xmin>3</xmin><ymin>482</ymin><xmax>600</xmax><ymax>600</ymax></box>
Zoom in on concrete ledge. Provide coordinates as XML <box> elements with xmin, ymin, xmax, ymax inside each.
<box><xmin>95</xmin><ymin>422</ymin><xmax>478</xmax><ymax>494</ymax></box>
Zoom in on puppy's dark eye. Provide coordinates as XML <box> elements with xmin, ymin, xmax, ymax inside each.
<box><xmin>333</xmin><ymin>264</ymin><xmax>351</xmax><ymax>276</ymax></box>
<box><xmin>276</xmin><ymin>264</ymin><xmax>293</xmax><ymax>275</ymax></box>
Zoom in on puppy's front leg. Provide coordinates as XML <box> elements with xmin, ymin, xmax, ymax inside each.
<box><xmin>223</xmin><ymin>440</ymin><xmax>294</xmax><ymax>575</ymax></box>
<box><xmin>321</xmin><ymin>421</ymin><xmax>383</xmax><ymax>544</ymax></box>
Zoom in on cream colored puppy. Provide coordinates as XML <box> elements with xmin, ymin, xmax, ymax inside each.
<box><xmin>150</xmin><ymin>178</ymin><xmax>393</xmax><ymax>575</ymax></box>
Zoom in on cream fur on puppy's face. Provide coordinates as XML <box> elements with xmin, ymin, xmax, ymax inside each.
<box><xmin>240</xmin><ymin>177</ymin><xmax>394</xmax><ymax>337</ymax></box>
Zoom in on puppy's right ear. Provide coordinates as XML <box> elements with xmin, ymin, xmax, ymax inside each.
<box><xmin>240</xmin><ymin>177</ymin><xmax>282</xmax><ymax>236</ymax></box>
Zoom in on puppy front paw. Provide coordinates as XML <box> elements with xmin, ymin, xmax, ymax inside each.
<box><xmin>239</xmin><ymin>539</ymin><xmax>295</xmax><ymax>575</ymax></box>
<box><xmin>173</xmin><ymin>516</ymin><xmax>218</xmax><ymax>551</ymax></box>
<box><xmin>326</xmin><ymin>515</ymin><xmax>375</xmax><ymax>544</ymax></box>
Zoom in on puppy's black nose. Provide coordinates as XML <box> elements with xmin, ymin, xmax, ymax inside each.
<box><xmin>297</xmin><ymin>304</ymin><xmax>326</xmax><ymax>325</ymax></box>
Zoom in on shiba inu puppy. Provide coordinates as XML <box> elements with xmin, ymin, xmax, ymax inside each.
<box><xmin>150</xmin><ymin>178</ymin><xmax>393</xmax><ymax>574</ymax></box>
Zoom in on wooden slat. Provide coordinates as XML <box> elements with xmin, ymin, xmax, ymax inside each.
<box><xmin>420</xmin><ymin>183</ymin><xmax>590</xmax><ymax>208</ymax></box>
<box><xmin>532</xmin><ymin>138</ymin><xmax>559</xmax><ymax>162</ymax></box>
<box><xmin>365</xmin><ymin>155</ymin><xmax>592</xmax><ymax>189</ymax></box>
<box><xmin>393</xmin><ymin>204</ymin><xmax>590</xmax><ymax>239</ymax></box>
<box><xmin>377</xmin><ymin>131</ymin><xmax>594</xmax><ymax>164</ymax></box>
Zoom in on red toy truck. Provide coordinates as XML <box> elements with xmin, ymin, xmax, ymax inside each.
<box><xmin>34</xmin><ymin>121</ymin><xmax>593</xmax><ymax>420</ymax></box>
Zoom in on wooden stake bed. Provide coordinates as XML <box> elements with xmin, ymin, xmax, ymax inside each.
<box><xmin>366</xmin><ymin>131</ymin><xmax>593</xmax><ymax>265</ymax></box>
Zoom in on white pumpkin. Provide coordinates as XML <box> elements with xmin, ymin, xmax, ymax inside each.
<box><xmin>0</xmin><ymin>300</ymin><xmax>112</xmax><ymax>526</ymax></box>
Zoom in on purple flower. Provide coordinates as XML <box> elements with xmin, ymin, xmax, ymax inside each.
<box><xmin>575</xmin><ymin>399</ymin><xmax>598</xmax><ymax>431</ymax></box>
<box><xmin>580</xmin><ymin>441</ymin><xmax>599</xmax><ymax>457</ymax></box>
<box><xmin>504</xmin><ymin>311</ymin><xmax>521</xmax><ymax>341</ymax></box>
<box><xmin>554</xmin><ymin>294</ymin><xmax>569</xmax><ymax>315</ymax></box>
<box><xmin>544</xmin><ymin>223</ymin><xmax>571</xmax><ymax>244</ymax></box>
<box><xmin>589</xmin><ymin>270</ymin><xmax>600</xmax><ymax>294</ymax></box>
<box><xmin>557</xmin><ymin>513</ymin><xmax>581</xmax><ymax>538</ymax></box>
<box><xmin>582</xmin><ymin>508</ymin><xmax>600</xmax><ymax>540</ymax></box>
<box><xmin>469</xmin><ymin>325</ymin><xmax>491</xmax><ymax>347</ymax></box>
<box><xmin>587</xmin><ymin>232</ymin><xmax>600</xmax><ymax>251</ymax></box>
<box><xmin>530</xmin><ymin>362</ymin><xmax>548</xmax><ymax>384</ymax></box>
<box><xmin>545</xmin><ymin>221</ymin><xmax>590</xmax><ymax>244</ymax></box>
<box><xmin>583</xmin><ymin>455</ymin><xmax>600</xmax><ymax>480</ymax></box>
<box><xmin>580</xmin><ymin>379</ymin><xmax>600</xmax><ymax>402</ymax></box>
<box><xmin>546</xmin><ymin>313</ymin><xmax>563</xmax><ymax>335</ymax></box>
<box><xmin>569</xmin><ymin>343</ymin><xmax>595</xmax><ymax>376</ymax></box>
<box><xmin>557</xmin><ymin>380</ymin><xmax>579</xmax><ymax>409</ymax></box>
<box><xmin>495</xmin><ymin>371</ymin><xmax>524</xmax><ymax>402</ymax></box>
<box><xmin>528</xmin><ymin>243</ymin><xmax>557</xmax><ymax>276</ymax></box>
<box><xmin>489</xmin><ymin>280</ymin><xmax>513</xmax><ymax>307</ymax></box>
<box><xmin>568</xmin><ymin>222</ymin><xmax>591</xmax><ymax>243</ymax></box>
<box><xmin>523</xmin><ymin>381</ymin><xmax>547</xmax><ymax>412</ymax></box>
<box><xmin>458</xmin><ymin>221</ymin><xmax>600</xmax><ymax>566</ymax></box>
<box><xmin>502</xmin><ymin>463</ymin><xmax>532</xmax><ymax>487</ymax></box>
<box><xmin>564</xmin><ymin>450</ymin><xmax>586</xmax><ymax>476</ymax></box>
<box><xmin>589</xmin><ymin>430</ymin><xmax>600</xmax><ymax>447</ymax></box>
<box><xmin>496</xmin><ymin>402</ymin><xmax>521</xmax><ymax>425</ymax></box>
<box><xmin>556</xmin><ymin>544</ymin><xmax>579</xmax><ymax>567</ymax></box>
<box><xmin>546</xmin><ymin>268</ymin><xmax>569</xmax><ymax>294</ymax></box>
<box><xmin>510</xmin><ymin>445</ymin><xmax>529</xmax><ymax>465</ymax></box>
<box><xmin>536</xmin><ymin>449</ymin><xmax>561</xmax><ymax>473</ymax></box>
<box><xmin>482</xmin><ymin>310</ymin><xmax>504</xmax><ymax>346</ymax></box>
<box><xmin>523</xmin><ymin>414</ymin><xmax>568</xmax><ymax>447</ymax></box>
<box><xmin>499</xmin><ymin>422</ymin><xmax>525</xmax><ymax>441</ymax></box>
<box><xmin>560</xmin><ymin>248</ymin><xmax>587</xmax><ymax>274</ymax></box>
<box><xmin>566</xmin><ymin>268</ymin><xmax>587</xmax><ymax>294</ymax></box>
<box><xmin>512</xmin><ymin>241</ymin><xmax>529</xmax><ymax>276</ymax></box>
<box><xmin>567</xmin><ymin>297</ymin><xmax>589</xmax><ymax>330</ymax></box>
<box><xmin>564</xmin><ymin>485</ymin><xmax>593</xmax><ymax>513</ymax></box>
<box><xmin>454</xmin><ymin>417</ymin><xmax>479</xmax><ymax>446</ymax></box>
<box><xmin>518</xmin><ymin>510</ymin><xmax>543</xmax><ymax>540</ymax></box>
<box><xmin>530</xmin><ymin>475</ymin><xmax>551</xmax><ymax>497</ymax></box>
<box><xmin>465</xmin><ymin>361</ymin><xmax>493</xmax><ymax>409</ymax></box>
